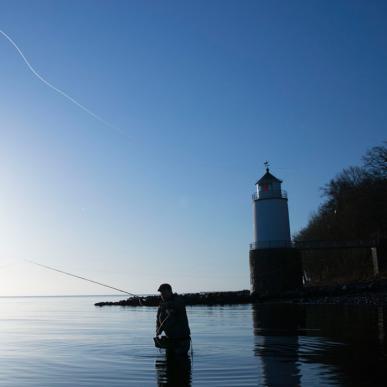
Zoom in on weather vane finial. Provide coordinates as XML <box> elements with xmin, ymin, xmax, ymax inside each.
<box><xmin>264</xmin><ymin>161</ymin><xmax>270</xmax><ymax>172</ymax></box>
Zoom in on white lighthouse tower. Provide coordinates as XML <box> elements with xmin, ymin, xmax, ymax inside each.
<box><xmin>249</xmin><ymin>163</ymin><xmax>302</xmax><ymax>296</ymax></box>
<box><xmin>252</xmin><ymin>162</ymin><xmax>291</xmax><ymax>249</ymax></box>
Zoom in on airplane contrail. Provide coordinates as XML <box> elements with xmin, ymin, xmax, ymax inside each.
<box><xmin>0</xmin><ymin>29</ymin><xmax>129</xmax><ymax>140</ymax></box>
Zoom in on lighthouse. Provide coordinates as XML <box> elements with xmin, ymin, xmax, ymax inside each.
<box><xmin>252</xmin><ymin>163</ymin><xmax>291</xmax><ymax>249</ymax></box>
<box><xmin>249</xmin><ymin>163</ymin><xmax>303</xmax><ymax>296</ymax></box>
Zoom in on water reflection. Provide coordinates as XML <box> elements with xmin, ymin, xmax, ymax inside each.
<box><xmin>301</xmin><ymin>304</ymin><xmax>386</xmax><ymax>387</ymax></box>
<box><xmin>1</xmin><ymin>298</ymin><xmax>386</xmax><ymax>386</ymax></box>
<box><xmin>252</xmin><ymin>303</ymin><xmax>387</xmax><ymax>387</ymax></box>
<box><xmin>155</xmin><ymin>354</ymin><xmax>192</xmax><ymax>387</ymax></box>
<box><xmin>253</xmin><ymin>304</ymin><xmax>304</xmax><ymax>387</ymax></box>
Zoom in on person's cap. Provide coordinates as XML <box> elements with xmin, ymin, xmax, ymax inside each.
<box><xmin>157</xmin><ymin>283</ymin><xmax>172</xmax><ymax>292</ymax></box>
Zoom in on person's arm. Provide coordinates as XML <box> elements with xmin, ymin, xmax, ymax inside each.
<box><xmin>162</xmin><ymin>309</ymin><xmax>175</xmax><ymax>331</ymax></box>
<box><xmin>156</xmin><ymin>307</ymin><xmax>163</xmax><ymax>335</ymax></box>
<box><xmin>162</xmin><ymin>300</ymin><xmax>183</xmax><ymax>331</ymax></box>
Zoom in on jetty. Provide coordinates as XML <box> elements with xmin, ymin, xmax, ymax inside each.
<box><xmin>95</xmin><ymin>278</ymin><xmax>387</xmax><ymax>307</ymax></box>
<box><xmin>95</xmin><ymin>290</ymin><xmax>252</xmax><ymax>307</ymax></box>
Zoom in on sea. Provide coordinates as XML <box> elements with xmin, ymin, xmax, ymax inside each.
<box><xmin>0</xmin><ymin>296</ymin><xmax>385</xmax><ymax>386</ymax></box>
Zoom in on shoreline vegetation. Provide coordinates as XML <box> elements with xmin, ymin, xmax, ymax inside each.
<box><xmin>294</xmin><ymin>142</ymin><xmax>386</xmax><ymax>246</ymax></box>
<box><xmin>95</xmin><ymin>277</ymin><xmax>387</xmax><ymax>307</ymax></box>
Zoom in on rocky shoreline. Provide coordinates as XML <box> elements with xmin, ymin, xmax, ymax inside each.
<box><xmin>94</xmin><ymin>278</ymin><xmax>387</xmax><ymax>307</ymax></box>
<box><xmin>294</xmin><ymin>278</ymin><xmax>387</xmax><ymax>305</ymax></box>
<box><xmin>95</xmin><ymin>290</ymin><xmax>252</xmax><ymax>307</ymax></box>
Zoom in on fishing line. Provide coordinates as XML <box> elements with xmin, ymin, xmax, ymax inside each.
<box><xmin>0</xmin><ymin>29</ymin><xmax>129</xmax><ymax>140</ymax></box>
<box><xmin>25</xmin><ymin>259</ymin><xmax>141</xmax><ymax>299</ymax></box>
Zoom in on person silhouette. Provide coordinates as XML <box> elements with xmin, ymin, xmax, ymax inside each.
<box><xmin>155</xmin><ymin>283</ymin><xmax>191</xmax><ymax>356</ymax></box>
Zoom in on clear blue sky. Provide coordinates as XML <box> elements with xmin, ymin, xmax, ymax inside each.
<box><xmin>0</xmin><ymin>0</ymin><xmax>386</xmax><ymax>295</ymax></box>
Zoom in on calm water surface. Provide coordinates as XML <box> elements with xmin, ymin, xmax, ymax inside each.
<box><xmin>0</xmin><ymin>297</ymin><xmax>385</xmax><ymax>386</ymax></box>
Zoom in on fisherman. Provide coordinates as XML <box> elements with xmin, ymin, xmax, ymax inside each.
<box><xmin>155</xmin><ymin>283</ymin><xmax>191</xmax><ymax>355</ymax></box>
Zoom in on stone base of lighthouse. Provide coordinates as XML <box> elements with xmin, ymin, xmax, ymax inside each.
<box><xmin>249</xmin><ymin>248</ymin><xmax>303</xmax><ymax>296</ymax></box>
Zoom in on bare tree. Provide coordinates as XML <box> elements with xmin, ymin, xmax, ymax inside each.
<box><xmin>362</xmin><ymin>141</ymin><xmax>387</xmax><ymax>178</ymax></box>
<box><xmin>295</xmin><ymin>142</ymin><xmax>387</xmax><ymax>242</ymax></box>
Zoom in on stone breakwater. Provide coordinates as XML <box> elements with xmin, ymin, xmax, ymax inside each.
<box><xmin>95</xmin><ymin>290</ymin><xmax>252</xmax><ymax>307</ymax></box>
<box><xmin>95</xmin><ymin>278</ymin><xmax>387</xmax><ymax>307</ymax></box>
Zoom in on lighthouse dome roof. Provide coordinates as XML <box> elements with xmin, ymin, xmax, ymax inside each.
<box><xmin>256</xmin><ymin>169</ymin><xmax>282</xmax><ymax>185</ymax></box>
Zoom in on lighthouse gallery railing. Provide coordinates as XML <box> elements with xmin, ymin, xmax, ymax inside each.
<box><xmin>252</xmin><ymin>190</ymin><xmax>288</xmax><ymax>201</ymax></box>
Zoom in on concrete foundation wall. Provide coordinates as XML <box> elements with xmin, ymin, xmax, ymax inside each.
<box><xmin>249</xmin><ymin>242</ymin><xmax>387</xmax><ymax>295</ymax></box>
<box><xmin>377</xmin><ymin>239</ymin><xmax>387</xmax><ymax>274</ymax></box>
<box><xmin>249</xmin><ymin>248</ymin><xmax>303</xmax><ymax>296</ymax></box>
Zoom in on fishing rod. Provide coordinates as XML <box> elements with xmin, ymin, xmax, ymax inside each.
<box><xmin>25</xmin><ymin>259</ymin><xmax>141</xmax><ymax>300</ymax></box>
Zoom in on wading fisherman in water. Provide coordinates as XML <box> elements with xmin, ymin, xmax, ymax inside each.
<box><xmin>155</xmin><ymin>283</ymin><xmax>191</xmax><ymax>355</ymax></box>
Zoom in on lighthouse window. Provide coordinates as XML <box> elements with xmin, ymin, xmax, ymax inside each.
<box><xmin>261</xmin><ymin>183</ymin><xmax>271</xmax><ymax>192</ymax></box>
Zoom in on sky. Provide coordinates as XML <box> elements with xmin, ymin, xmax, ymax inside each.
<box><xmin>0</xmin><ymin>0</ymin><xmax>386</xmax><ymax>296</ymax></box>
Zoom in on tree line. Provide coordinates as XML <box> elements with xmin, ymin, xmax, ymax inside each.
<box><xmin>295</xmin><ymin>142</ymin><xmax>387</xmax><ymax>242</ymax></box>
